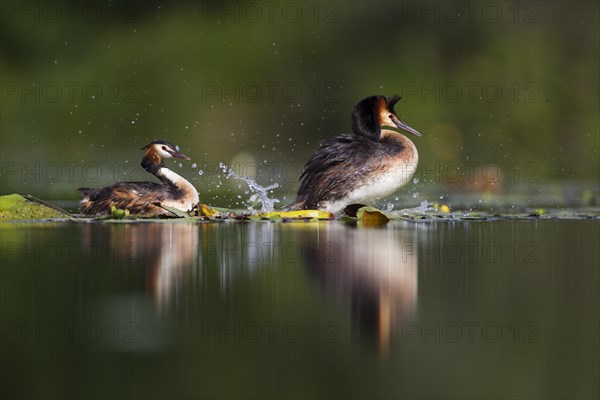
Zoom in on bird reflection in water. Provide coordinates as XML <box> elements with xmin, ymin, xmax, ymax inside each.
<box><xmin>78</xmin><ymin>222</ymin><xmax>199</xmax><ymax>312</ymax></box>
<box><xmin>295</xmin><ymin>223</ymin><xmax>418</xmax><ymax>358</ymax></box>
<box><xmin>78</xmin><ymin>221</ymin><xmax>418</xmax><ymax>358</ymax></box>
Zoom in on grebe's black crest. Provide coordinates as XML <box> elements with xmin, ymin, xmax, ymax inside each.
<box><xmin>142</xmin><ymin>140</ymin><xmax>177</xmax><ymax>150</ymax></box>
<box><xmin>351</xmin><ymin>95</ymin><xmax>402</xmax><ymax>141</ymax></box>
<box><xmin>286</xmin><ymin>94</ymin><xmax>422</xmax><ymax>213</ymax></box>
<box><xmin>78</xmin><ymin>140</ymin><xmax>198</xmax><ymax>216</ymax></box>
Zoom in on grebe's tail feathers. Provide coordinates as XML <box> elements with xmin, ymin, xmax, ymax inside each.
<box><xmin>77</xmin><ymin>187</ymin><xmax>94</xmax><ymax>196</ymax></box>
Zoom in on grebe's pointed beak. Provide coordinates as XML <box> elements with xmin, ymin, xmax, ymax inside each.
<box><xmin>168</xmin><ymin>149</ymin><xmax>192</xmax><ymax>160</ymax></box>
<box><xmin>391</xmin><ymin>115</ymin><xmax>422</xmax><ymax>137</ymax></box>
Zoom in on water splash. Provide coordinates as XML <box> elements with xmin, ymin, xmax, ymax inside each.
<box><xmin>394</xmin><ymin>200</ymin><xmax>435</xmax><ymax>215</ymax></box>
<box><xmin>412</xmin><ymin>200</ymin><xmax>434</xmax><ymax>213</ymax></box>
<box><xmin>219</xmin><ymin>163</ymin><xmax>280</xmax><ymax>212</ymax></box>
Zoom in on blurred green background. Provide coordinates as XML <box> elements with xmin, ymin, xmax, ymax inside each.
<box><xmin>1</xmin><ymin>0</ymin><xmax>598</xmax><ymax>209</ymax></box>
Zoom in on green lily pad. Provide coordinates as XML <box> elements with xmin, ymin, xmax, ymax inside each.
<box><xmin>356</xmin><ymin>206</ymin><xmax>390</xmax><ymax>225</ymax></box>
<box><xmin>343</xmin><ymin>203</ymin><xmax>368</xmax><ymax>218</ymax></box>
<box><xmin>159</xmin><ymin>205</ymin><xmax>193</xmax><ymax>218</ymax></box>
<box><xmin>259</xmin><ymin>210</ymin><xmax>333</xmax><ymax>220</ymax></box>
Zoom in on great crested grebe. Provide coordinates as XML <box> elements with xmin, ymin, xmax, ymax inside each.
<box><xmin>286</xmin><ymin>95</ymin><xmax>422</xmax><ymax>214</ymax></box>
<box><xmin>78</xmin><ymin>140</ymin><xmax>199</xmax><ymax>216</ymax></box>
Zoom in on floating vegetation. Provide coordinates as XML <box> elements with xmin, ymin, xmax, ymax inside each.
<box><xmin>1</xmin><ymin>194</ymin><xmax>598</xmax><ymax>223</ymax></box>
<box><xmin>192</xmin><ymin>204</ymin><xmax>333</xmax><ymax>222</ymax></box>
<box><xmin>342</xmin><ymin>205</ymin><xmax>390</xmax><ymax>225</ymax></box>
<box><xmin>258</xmin><ymin>210</ymin><xmax>333</xmax><ymax>221</ymax></box>
<box><xmin>0</xmin><ymin>194</ymin><xmax>73</xmax><ymax>221</ymax></box>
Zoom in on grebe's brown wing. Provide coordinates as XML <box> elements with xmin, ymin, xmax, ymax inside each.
<box><xmin>78</xmin><ymin>182</ymin><xmax>168</xmax><ymax>215</ymax></box>
<box><xmin>291</xmin><ymin>135</ymin><xmax>378</xmax><ymax>209</ymax></box>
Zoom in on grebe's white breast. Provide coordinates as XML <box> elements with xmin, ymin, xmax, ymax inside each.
<box><xmin>324</xmin><ymin>135</ymin><xmax>418</xmax><ymax>214</ymax></box>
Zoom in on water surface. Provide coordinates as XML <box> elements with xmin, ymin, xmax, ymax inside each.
<box><xmin>1</xmin><ymin>219</ymin><xmax>598</xmax><ymax>399</ymax></box>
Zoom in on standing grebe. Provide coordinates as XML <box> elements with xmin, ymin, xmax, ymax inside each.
<box><xmin>286</xmin><ymin>95</ymin><xmax>422</xmax><ymax>214</ymax></box>
<box><xmin>78</xmin><ymin>140</ymin><xmax>199</xmax><ymax>216</ymax></box>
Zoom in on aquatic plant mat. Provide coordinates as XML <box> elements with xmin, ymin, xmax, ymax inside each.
<box><xmin>0</xmin><ymin>194</ymin><xmax>73</xmax><ymax>220</ymax></box>
<box><xmin>1</xmin><ymin>194</ymin><xmax>598</xmax><ymax>223</ymax></box>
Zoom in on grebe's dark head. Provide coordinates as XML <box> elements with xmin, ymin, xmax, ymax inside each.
<box><xmin>142</xmin><ymin>140</ymin><xmax>191</xmax><ymax>160</ymax></box>
<box><xmin>351</xmin><ymin>95</ymin><xmax>422</xmax><ymax>141</ymax></box>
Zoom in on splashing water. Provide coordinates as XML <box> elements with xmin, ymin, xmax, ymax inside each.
<box><xmin>393</xmin><ymin>200</ymin><xmax>435</xmax><ymax>215</ymax></box>
<box><xmin>412</xmin><ymin>200</ymin><xmax>434</xmax><ymax>213</ymax></box>
<box><xmin>219</xmin><ymin>163</ymin><xmax>280</xmax><ymax>212</ymax></box>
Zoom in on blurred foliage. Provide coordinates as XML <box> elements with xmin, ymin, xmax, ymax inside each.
<box><xmin>0</xmin><ymin>0</ymin><xmax>598</xmax><ymax>206</ymax></box>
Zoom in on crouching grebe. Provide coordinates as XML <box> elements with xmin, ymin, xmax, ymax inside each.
<box><xmin>78</xmin><ymin>140</ymin><xmax>199</xmax><ymax>216</ymax></box>
<box><xmin>286</xmin><ymin>95</ymin><xmax>422</xmax><ymax>214</ymax></box>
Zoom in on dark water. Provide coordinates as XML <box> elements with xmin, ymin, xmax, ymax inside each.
<box><xmin>1</xmin><ymin>219</ymin><xmax>598</xmax><ymax>399</ymax></box>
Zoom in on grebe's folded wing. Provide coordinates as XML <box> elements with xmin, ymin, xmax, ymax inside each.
<box><xmin>78</xmin><ymin>182</ymin><xmax>167</xmax><ymax>215</ymax></box>
<box><xmin>295</xmin><ymin>135</ymin><xmax>375</xmax><ymax>207</ymax></box>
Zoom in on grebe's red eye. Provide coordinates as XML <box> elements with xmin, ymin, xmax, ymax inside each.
<box><xmin>162</xmin><ymin>146</ymin><xmax>167</xmax><ymax>150</ymax></box>
<box><xmin>389</xmin><ymin>114</ymin><xmax>394</xmax><ymax>119</ymax></box>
